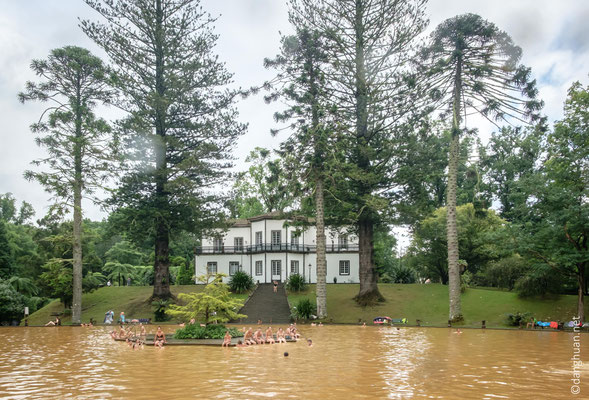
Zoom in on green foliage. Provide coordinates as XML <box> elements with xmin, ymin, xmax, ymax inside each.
<box><xmin>0</xmin><ymin>193</ymin><xmax>35</xmax><ymax>225</ymax></box>
<box><xmin>166</xmin><ymin>274</ymin><xmax>246</xmax><ymax>324</ymax></box>
<box><xmin>0</xmin><ymin>278</ymin><xmax>26</xmax><ymax>324</ymax></box>
<box><xmin>286</xmin><ymin>273</ymin><xmax>307</xmax><ymax>293</ymax></box>
<box><xmin>103</xmin><ymin>262</ymin><xmax>135</xmax><ymax>286</ymax></box>
<box><xmin>478</xmin><ymin>255</ymin><xmax>529</xmax><ymax>290</ymax></box>
<box><xmin>39</xmin><ymin>259</ymin><xmax>73</xmax><ymax>308</ymax></box>
<box><xmin>8</xmin><ymin>276</ymin><xmax>39</xmax><ymax>297</ymax></box>
<box><xmin>82</xmin><ymin>271</ymin><xmax>107</xmax><ymax>292</ymax></box>
<box><xmin>173</xmin><ymin>323</ymin><xmax>243</xmax><ymax>340</ymax></box>
<box><xmin>514</xmin><ymin>266</ymin><xmax>563</xmax><ymax>297</ymax></box>
<box><xmin>387</xmin><ymin>264</ymin><xmax>417</xmax><ymax>284</ymax></box>
<box><xmin>152</xmin><ymin>299</ymin><xmax>170</xmax><ymax>322</ymax></box>
<box><xmin>82</xmin><ymin>0</ymin><xmax>247</xmax><ymax>299</ymax></box>
<box><xmin>505</xmin><ymin>311</ymin><xmax>532</xmax><ymax>327</ymax></box>
<box><xmin>133</xmin><ymin>266</ymin><xmax>154</xmax><ymax>286</ymax></box>
<box><xmin>228</xmin><ymin>148</ymin><xmax>294</xmax><ymax>218</ymax></box>
<box><xmin>292</xmin><ymin>298</ymin><xmax>316</xmax><ymax>320</ymax></box>
<box><xmin>228</xmin><ymin>271</ymin><xmax>254</xmax><ymax>294</ymax></box>
<box><xmin>0</xmin><ymin>220</ymin><xmax>13</xmax><ymax>279</ymax></box>
<box><xmin>176</xmin><ymin>259</ymin><xmax>195</xmax><ymax>286</ymax></box>
<box><xmin>407</xmin><ymin>204</ymin><xmax>508</xmax><ymax>284</ymax></box>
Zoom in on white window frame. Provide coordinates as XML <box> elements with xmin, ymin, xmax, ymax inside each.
<box><xmin>234</xmin><ymin>237</ymin><xmax>243</xmax><ymax>251</ymax></box>
<box><xmin>338</xmin><ymin>234</ymin><xmax>348</xmax><ymax>250</ymax></box>
<box><xmin>271</xmin><ymin>230</ymin><xmax>281</xmax><ymax>246</ymax></box>
<box><xmin>271</xmin><ymin>260</ymin><xmax>281</xmax><ymax>276</ymax></box>
<box><xmin>290</xmin><ymin>260</ymin><xmax>299</xmax><ymax>274</ymax></box>
<box><xmin>339</xmin><ymin>260</ymin><xmax>350</xmax><ymax>275</ymax></box>
<box><xmin>255</xmin><ymin>231</ymin><xmax>263</xmax><ymax>246</ymax></box>
<box><xmin>213</xmin><ymin>237</ymin><xmax>224</xmax><ymax>252</ymax></box>
<box><xmin>255</xmin><ymin>260</ymin><xmax>263</xmax><ymax>276</ymax></box>
<box><xmin>291</xmin><ymin>233</ymin><xmax>300</xmax><ymax>246</ymax></box>
<box><xmin>229</xmin><ymin>261</ymin><xmax>240</xmax><ymax>276</ymax></box>
<box><xmin>207</xmin><ymin>262</ymin><xmax>218</xmax><ymax>275</ymax></box>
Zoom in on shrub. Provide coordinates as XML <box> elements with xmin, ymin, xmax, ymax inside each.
<box><xmin>173</xmin><ymin>323</ymin><xmax>243</xmax><ymax>339</ymax></box>
<box><xmin>292</xmin><ymin>298</ymin><xmax>315</xmax><ymax>320</ymax></box>
<box><xmin>515</xmin><ymin>266</ymin><xmax>562</xmax><ymax>297</ymax></box>
<box><xmin>506</xmin><ymin>311</ymin><xmax>532</xmax><ymax>326</ymax></box>
<box><xmin>286</xmin><ymin>273</ymin><xmax>307</xmax><ymax>292</ymax></box>
<box><xmin>229</xmin><ymin>270</ymin><xmax>254</xmax><ymax>294</ymax></box>
<box><xmin>390</xmin><ymin>264</ymin><xmax>417</xmax><ymax>284</ymax></box>
<box><xmin>482</xmin><ymin>256</ymin><xmax>529</xmax><ymax>290</ymax></box>
<box><xmin>152</xmin><ymin>299</ymin><xmax>170</xmax><ymax>322</ymax></box>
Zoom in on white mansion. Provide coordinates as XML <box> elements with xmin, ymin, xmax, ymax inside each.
<box><xmin>194</xmin><ymin>212</ymin><xmax>360</xmax><ymax>284</ymax></box>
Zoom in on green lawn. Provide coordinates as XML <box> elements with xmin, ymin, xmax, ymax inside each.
<box><xmin>26</xmin><ymin>285</ymin><xmax>249</xmax><ymax>326</ymax></box>
<box><xmin>288</xmin><ymin>283</ymin><xmax>588</xmax><ymax>328</ymax></box>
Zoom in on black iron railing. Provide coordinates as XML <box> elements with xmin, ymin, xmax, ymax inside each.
<box><xmin>195</xmin><ymin>243</ymin><xmax>359</xmax><ymax>255</ymax></box>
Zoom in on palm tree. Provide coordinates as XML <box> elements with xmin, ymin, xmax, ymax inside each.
<box><xmin>103</xmin><ymin>262</ymin><xmax>135</xmax><ymax>287</ymax></box>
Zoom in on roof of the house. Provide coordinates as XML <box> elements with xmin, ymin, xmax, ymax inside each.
<box><xmin>227</xmin><ymin>211</ymin><xmax>313</xmax><ymax>227</ymax></box>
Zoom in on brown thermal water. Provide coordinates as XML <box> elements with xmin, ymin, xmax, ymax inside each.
<box><xmin>0</xmin><ymin>325</ymin><xmax>586</xmax><ymax>399</ymax></box>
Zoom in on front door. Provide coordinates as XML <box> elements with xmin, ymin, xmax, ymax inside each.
<box><xmin>271</xmin><ymin>260</ymin><xmax>282</xmax><ymax>282</ymax></box>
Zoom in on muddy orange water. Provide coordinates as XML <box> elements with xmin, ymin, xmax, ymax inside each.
<box><xmin>0</xmin><ymin>325</ymin><xmax>586</xmax><ymax>399</ymax></box>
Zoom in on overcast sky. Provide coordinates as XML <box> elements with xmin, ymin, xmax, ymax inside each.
<box><xmin>1</xmin><ymin>0</ymin><xmax>587</xmax><ymax>225</ymax></box>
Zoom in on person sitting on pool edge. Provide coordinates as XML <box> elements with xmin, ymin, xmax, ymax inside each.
<box><xmin>265</xmin><ymin>327</ymin><xmax>275</xmax><ymax>344</ymax></box>
<box><xmin>154</xmin><ymin>326</ymin><xmax>166</xmax><ymax>348</ymax></box>
<box><xmin>244</xmin><ymin>328</ymin><xmax>255</xmax><ymax>345</ymax></box>
<box><xmin>222</xmin><ymin>330</ymin><xmax>232</xmax><ymax>347</ymax></box>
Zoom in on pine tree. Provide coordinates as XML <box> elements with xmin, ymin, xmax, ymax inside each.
<box><xmin>19</xmin><ymin>46</ymin><xmax>112</xmax><ymax>324</ymax></box>
<box><xmin>289</xmin><ymin>0</ymin><xmax>428</xmax><ymax>305</ymax></box>
<box><xmin>81</xmin><ymin>0</ymin><xmax>246</xmax><ymax>299</ymax></box>
<box><xmin>418</xmin><ymin>14</ymin><xmax>543</xmax><ymax>321</ymax></box>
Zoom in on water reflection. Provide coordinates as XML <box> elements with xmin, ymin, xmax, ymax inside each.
<box><xmin>0</xmin><ymin>325</ymin><xmax>585</xmax><ymax>399</ymax></box>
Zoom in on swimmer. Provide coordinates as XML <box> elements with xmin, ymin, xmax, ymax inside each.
<box><xmin>284</xmin><ymin>352</ymin><xmax>289</xmax><ymax>357</ymax></box>
<box><xmin>455</xmin><ymin>329</ymin><xmax>462</xmax><ymax>334</ymax></box>
<box><xmin>362</xmin><ymin>322</ymin><xmax>366</xmax><ymax>327</ymax></box>
<box><xmin>318</xmin><ymin>322</ymin><xmax>323</xmax><ymax>327</ymax></box>
<box><xmin>236</xmin><ymin>340</ymin><xmax>245</xmax><ymax>348</ymax></box>
<box><xmin>307</xmin><ymin>339</ymin><xmax>313</xmax><ymax>347</ymax></box>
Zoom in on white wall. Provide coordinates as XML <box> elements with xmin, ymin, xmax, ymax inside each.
<box><xmin>197</xmin><ymin>218</ymin><xmax>360</xmax><ymax>284</ymax></box>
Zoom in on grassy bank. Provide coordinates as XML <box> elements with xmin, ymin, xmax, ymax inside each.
<box><xmin>26</xmin><ymin>285</ymin><xmax>249</xmax><ymax>326</ymax></box>
<box><xmin>287</xmin><ymin>283</ymin><xmax>588</xmax><ymax>328</ymax></box>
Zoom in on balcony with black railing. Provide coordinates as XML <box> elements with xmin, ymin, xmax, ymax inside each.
<box><xmin>195</xmin><ymin>242</ymin><xmax>359</xmax><ymax>255</ymax></box>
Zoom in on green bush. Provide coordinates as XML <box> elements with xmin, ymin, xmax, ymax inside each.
<box><xmin>390</xmin><ymin>264</ymin><xmax>417</xmax><ymax>284</ymax></box>
<box><xmin>506</xmin><ymin>311</ymin><xmax>532</xmax><ymax>326</ymax></box>
<box><xmin>173</xmin><ymin>323</ymin><xmax>243</xmax><ymax>339</ymax></box>
<box><xmin>229</xmin><ymin>270</ymin><xmax>254</xmax><ymax>294</ymax></box>
<box><xmin>152</xmin><ymin>299</ymin><xmax>170</xmax><ymax>322</ymax></box>
<box><xmin>515</xmin><ymin>266</ymin><xmax>562</xmax><ymax>297</ymax></box>
<box><xmin>292</xmin><ymin>298</ymin><xmax>315</xmax><ymax>320</ymax></box>
<box><xmin>286</xmin><ymin>273</ymin><xmax>307</xmax><ymax>292</ymax></box>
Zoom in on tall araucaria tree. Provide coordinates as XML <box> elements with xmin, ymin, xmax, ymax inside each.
<box><xmin>264</xmin><ymin>20</ymin><xmax>332</xmax><ymax>317</ymax></box>
<box><xmin>418</xmin><ymin>13</ymin><xmax>543</xmax><ymax>321</ymax></box>
<box><xmin>81</xmin><ymin>0</ymin><xmax>246</xmax><ymax>300</ymax></box>
<box><xmin>290</xmin><ymin>0</ymin><xmax>428</xmax><ymax>305</ymax></box>
<box><xmin>19</xmin><ymin>46</ymin><xmax>113</xmax><ymax>324</ymax></box>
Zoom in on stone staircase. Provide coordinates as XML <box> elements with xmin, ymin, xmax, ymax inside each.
<box><xmin>237</xmin><ymin>283</ymin><xmax>291</xmax><ymax>324</ymax></box>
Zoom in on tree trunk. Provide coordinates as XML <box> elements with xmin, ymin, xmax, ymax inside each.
<box><xmin>152</xmin><ymin>0</ymin><xmax>172</xmax><ymax>300</ymax></box>
<box><xmin>71</xmin><ymin>83</ymin><xmax>83</xmax><ymax>325</ymax></box>
<box><xmin>447</xmin><ymin>59</ymin><xmax>463</xmax><ymax>322</ymax></box>
<box><xmin>351</xmin><ymin>0</ymin><xmax>383</xmax><ymax>306</ymax></box>
<box><xmin>577</xmin><ymin>262</ymin><xmax>585</xmax><ymax>324</ymax></box>
<box><xmin>315</xmin><ymin>178</ymin><xmax>327</xmax><ymax>318</ymax></box>
<box><xmin>355</xmin><ymin>216</ymin><xmax>383</xmax><ymax>305</ymax></box>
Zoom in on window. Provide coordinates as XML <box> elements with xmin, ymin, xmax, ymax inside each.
<box><xmin>338</xmin><ymin>234</ymin><xmax>348</xmax><ymax>250</ymax></box>
<box><xmin>291</xmin><ymin>233</ymin><xmax>300</xmax><ymax>250</ymax></box>
<box><xmin>207</xmin><ymin>262</ymin><xmax>218</xmax><ymax>274</ymax></box>
<box><xmin>271</xmin><ymin>260</ymin><xmax>281</xmax><ymax>276</ymax></box>
<box><xmin>234</xmin><ymin>237</ymin><xmax>243</xmax><ymax>251</ymax></box>
<box><xmin>213</xmin><ymin>237</ymin><xmax>224</xmax><ymax>252</ymax></box>
<box><xmin>290</xmin><ymin>260</ymin><xmax>299</xmax><ymax>274</ymax></box>
<box><xmin>271</xmin><ymin>230</ymin><xmax>281</xmax><ymax>246</ymax></box>
<box><xmin>229</xmin><ymin>261</ymin><xmax>240</xmax><ymax>276</ymax></box>
<box><xmin>339</xmin><ymin>260</ymin><xmax>350</xmax><ymax>275</ymax></box>
<box><xmin>255</xmin><ymin>261</ymin><xmax>263</xmax><ymax>276</ymax></box>
<box><xmin>255</xmin><ymin>231</ymin><xmax>263</xmax><ymax>246</ymax></box>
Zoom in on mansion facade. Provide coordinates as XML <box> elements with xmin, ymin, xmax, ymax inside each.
<box><xmin>194</xmin><ymin>212</ymin><xmax>360</xmax><ymax>284</ymax></box>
